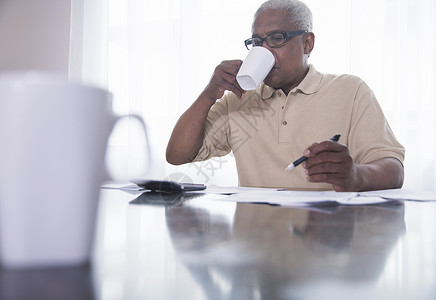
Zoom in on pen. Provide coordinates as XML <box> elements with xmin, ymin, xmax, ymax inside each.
<box><xmin>285</xmin><ymin>134</ymin><xmax>341</xmax><ymax>171</ymax></box>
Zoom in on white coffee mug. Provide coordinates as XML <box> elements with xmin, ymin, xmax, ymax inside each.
<box><xmin>0</xmin><ymin>70</ymin><xmax>150</xmax><ymax>269</ymax></box>
<box><xmin>236</xmin><ymin>46</ymin><xmax>275</xmax><ymax>90</ymax></box>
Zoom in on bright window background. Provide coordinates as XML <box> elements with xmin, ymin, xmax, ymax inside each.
<box><xmin>71</xmin><ymin>0</ymin><xmax>436</xmax><ymax>191</ymax></box>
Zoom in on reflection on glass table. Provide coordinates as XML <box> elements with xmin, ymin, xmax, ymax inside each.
<box><xmin>165</xmin><ymin>201</ymin><xmax>406</xmax><ymax>299</ymax></box>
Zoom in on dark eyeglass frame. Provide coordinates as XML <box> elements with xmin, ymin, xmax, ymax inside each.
<box><xmin>244</xmin><ymin>30</ymin><xmax>308</xmax><ymax>50</ymax></box>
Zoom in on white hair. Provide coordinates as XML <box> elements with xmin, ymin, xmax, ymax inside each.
<box><xmin>253</xmin><ymin>0</ymin><xmax>313</xmax><ymax>32</ymax></box>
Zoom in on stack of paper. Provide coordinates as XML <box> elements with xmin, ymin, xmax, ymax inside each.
<box><xmin>202</xmin><ymin>186</ymin><xmax>436</xmax><ymax>207</ymax></box>
<box><xmin>101</xmin><ymin>182</ymin><xmax>436</xmax><ymax>207</ymax></box>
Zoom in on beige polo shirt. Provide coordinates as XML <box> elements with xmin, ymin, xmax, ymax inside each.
<box><xmin>193</xmin><ymin>65</ymin><xmax>405</xmax><ymax>190</ymax></box>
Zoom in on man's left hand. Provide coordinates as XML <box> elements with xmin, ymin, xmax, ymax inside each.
<box><xmin>302</xmin><ymin>140</ymin><xmax>358</xmax><ymax>192</ymax></box>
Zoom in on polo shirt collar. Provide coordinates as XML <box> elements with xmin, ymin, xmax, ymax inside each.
<box><xmin>293</xmin><ymin>64</ymin><xmax>320</xmax><ymax>95</ymax></box>
<box><xmin>260</xmin><ymin>64</ymin><xmax>321</xmax><ymax>100</ymax></box>
<box><xmin>260</xmin><ymin>85</ymin><xmax>276</xmax><ymax>100</ymax></box>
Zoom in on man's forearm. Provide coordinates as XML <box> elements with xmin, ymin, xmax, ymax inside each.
<box><xmin>166</xmin><ymin>93</ymin><xmax>216</xmax><ymax>165</ymax></box>
<box><xmin>354</xmin><ymin>157</ymin><xmax>404</xmax><ymax>192</ymax></box>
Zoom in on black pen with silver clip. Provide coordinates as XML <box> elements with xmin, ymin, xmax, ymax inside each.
<box><xmin>285</xmin><ymin>134</ymin><xmax>341</xmax><ymax>171</ymax></box>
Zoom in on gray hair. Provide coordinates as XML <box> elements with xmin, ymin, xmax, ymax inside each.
<box><xmin>253</xmin><ymin>0</ymin><xmax>313</xmax><ymax>32</ymax></box>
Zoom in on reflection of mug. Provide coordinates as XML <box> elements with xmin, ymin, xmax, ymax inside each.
<box><xmin>236</xmin><ymin>47</ymin><xmax>275</xmax><ymax>90</ymax></box>
<box><xmin>0</xmin><ymin>71</ymin><xmax>150</xmax><ymax>269</ymax></box>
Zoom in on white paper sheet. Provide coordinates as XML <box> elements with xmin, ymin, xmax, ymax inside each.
<box><xmin>359</xmin><ymin>188</ymin><xmax>436</xmax><ymax>201</ymax></box>
<box><xmin>201</xmin><ymin>185</ymin><xmax>280</xmax><ymax>195</ymax></box>
<box><xmin>218</xmin><ymin>190</ymin><xmax>395</xmax><ymax>207</ymax></box>
<box><xmin>100</xmin><ymin>182</ymin><xmax>144</xmax><ymax>195</ymax></box>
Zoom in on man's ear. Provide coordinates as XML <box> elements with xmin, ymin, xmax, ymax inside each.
<box><xmin>303</xmin><ymin>32</ymin><xmax>315</xmax><ymax>55</ymax></box>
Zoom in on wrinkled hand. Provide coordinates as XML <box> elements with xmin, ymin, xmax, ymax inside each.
<box><xmin>202</xmin><ymin>60</ymin><xmax>245</xmax><ymax>101</ymax></box>
<box><xmin>302</xmin><ymin>140</ymin><xmax>358</xmax><ymax>192</ymax></box>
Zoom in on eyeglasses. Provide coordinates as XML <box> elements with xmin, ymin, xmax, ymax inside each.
<box><xmin>244</xmin><ymin>30</ymin><xmax>308</xmax><ymax>50</ymax></box>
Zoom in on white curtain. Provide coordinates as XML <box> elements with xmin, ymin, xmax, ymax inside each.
<box><xmin>70</xmin><ymin>0</ymin><xmax>436</xmax><ymax>191</ymax></box>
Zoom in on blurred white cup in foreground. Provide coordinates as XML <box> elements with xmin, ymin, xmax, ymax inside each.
<box><xmin>0</xmin><ymin>71</ymin><xmax>149</xmax><ymax>269</ymax></box>
<box><xmin>236</xmin><ymin>46</ymin><xmax>275</xmax><ymax>90</ymax></box>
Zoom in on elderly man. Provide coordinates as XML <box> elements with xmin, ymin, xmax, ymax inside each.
<box><xmin>166</xmin><ymin>0</ymin><xmax>404</xmax><ymax>191</ymax></box>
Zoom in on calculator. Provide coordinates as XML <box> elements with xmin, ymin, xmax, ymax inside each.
<box><xmin>131</xmin><ymin>179</ymin><xmax>206</xmax><ymax>193</ymax></box>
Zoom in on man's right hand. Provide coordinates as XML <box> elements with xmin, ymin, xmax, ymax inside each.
<box><xmin>202</xmin><ymin>60</ymin><xmax>245</xmax><ymax>101</ymax></box>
